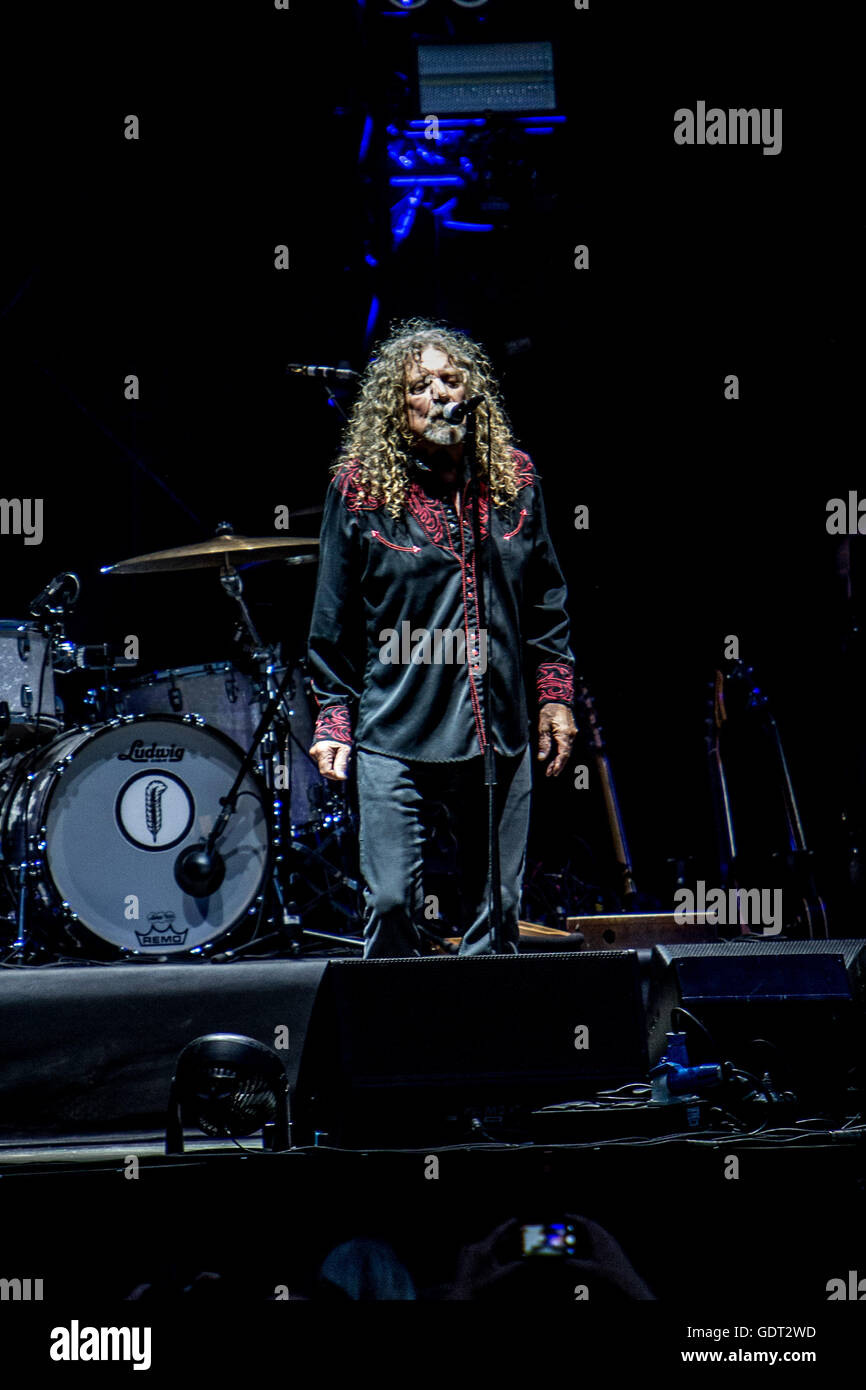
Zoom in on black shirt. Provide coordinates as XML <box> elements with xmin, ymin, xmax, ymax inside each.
<box><xmin>307</xmin><ymin>448</ymin><xmax>575</xmax><ymax>762</ymax></box>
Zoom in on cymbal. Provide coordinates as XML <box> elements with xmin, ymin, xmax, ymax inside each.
<box><xmin>102</xmin><ymin>531</ymin><xmax>320</xmax><ymax>575</ymax></box>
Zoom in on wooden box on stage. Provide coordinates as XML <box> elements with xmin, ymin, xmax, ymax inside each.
<box><xmin>521</xmin><ymin>914</ymin><xmax>719</xmax><ymax>950</ymax></box>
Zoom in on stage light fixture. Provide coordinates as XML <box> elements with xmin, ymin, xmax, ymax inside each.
<box><xmin>165</xmin><ymin>1033</ymin><xmax>290</xmax><ymax>1154</ymax></box>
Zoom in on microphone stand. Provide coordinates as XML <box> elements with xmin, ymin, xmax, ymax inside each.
<box><xmin>465</xmin><ymin>406</ymin><xmax>505</xmax><ymax>953</ymax></box>
<box><xmin>174</xmin><ymin>663</ymin><xmax>296</xmax><ymax>897</ymax></box>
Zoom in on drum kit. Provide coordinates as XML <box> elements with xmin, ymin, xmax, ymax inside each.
<box><xmin>0</xmin><ymin>524</ymin><xmax>364</xmax><ymax>965</ymax></box>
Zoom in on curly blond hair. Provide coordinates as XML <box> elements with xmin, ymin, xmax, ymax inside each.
<box><xmin>332</xmin><ymin>318</ymin><xmax>520</xmax><ymax>517</ymax></box>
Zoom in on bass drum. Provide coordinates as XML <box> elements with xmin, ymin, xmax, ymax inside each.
<box><xmin>0</xmin><ymin>714</ymin><xmax>270</xmax><ymax>957</ymax></box>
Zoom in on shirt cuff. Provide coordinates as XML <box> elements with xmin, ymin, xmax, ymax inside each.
<box><xmin>313</xmin><ymin>704</ymin><xmax>353</xmax><ymax>745</ymax></box>
<box><xmin>537</xmin><ymin>662</ymin><xmax>574</xmax><ymax>706</ymax></box>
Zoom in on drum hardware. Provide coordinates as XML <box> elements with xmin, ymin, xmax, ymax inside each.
<box><xmin>169</xmin><ymin>662</ymin><xmax>323</xmax><ymax>955</ymax></box>
<box><xmin>287</xmin><ymin>833</ymin><xmax>363</xmax><ymax>942</ymax></box>
<box><xmin>83</xmin><ymin>684</ymin><xmax>125</xmax><ymax>723</ymax></box>
<box><xmin>0</xmin><ymin>714</ymin><xmax>271</xmax><ymax>962</ymax></box>
<box><xmin>29</xmin><ymin>571</ymin><xmax>81</xmax><ymax>621</ymax></box>
<box><xmin>108</xmin><ymin>521</ymin><xmax>323</xmax><ymax>805</ymax></box>
<box><xmin>53</xmin><ymin>520</ymin><xmax>361</xmax><ymax>960</ymax></box>
<box><xmin>52</xmin><ymin>641</ymin><xmax>138</xmax><ymax>675</ymax></box>
<box><xmin>1</xmin><ymin>529</ymin><xmax>360</xmax><ymax>963</ymax></box>
<box><xmin>282</xmin><ymin>553</ymin><xmax>318</xmax><ymax>568</ymax></box>
<box><xmin>3</xmin><ymin>747</ymin><xmax>44</xmax><ymax>958</ymax></box>
<box><xmin>218</xmin><ymin>823</ymin><xmax>364</xmax><ymax>961</ymax></box>
<box><xmin>57</xmin><ymin>640</ymin><xmax>138</xmax><ymax>724</ymax></box>
<box><xmin>99</xmin><ymin>521</ymin><xmax>320</xmax><ymax>575</ymax></box>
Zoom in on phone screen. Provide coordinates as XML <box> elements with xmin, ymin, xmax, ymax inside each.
<box><xmin>520</xmin><ymin>1222</ymin><xmax>578</xmax><ymax>1257</ymax></box>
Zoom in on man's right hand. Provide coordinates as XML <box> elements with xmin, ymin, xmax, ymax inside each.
<box><xmin>309</xmin><ymin>740</ymin><xmax>351</xmax><ymax>782</ymax></box>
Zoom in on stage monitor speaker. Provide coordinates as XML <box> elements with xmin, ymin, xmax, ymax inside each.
<box><xmin>648</xmin><ymin>939</ymin><xmax>866</xmax><ymax>1106</ymax></box>
<box><xmin>292</xmin><ymin>951</ymin><xmax>648</xmax><ymax>1148</ymax></box>
<box><xmin>0</xmin><ymin>960</ymin><xmax>328</xmax><ymax>1143</ymax></box>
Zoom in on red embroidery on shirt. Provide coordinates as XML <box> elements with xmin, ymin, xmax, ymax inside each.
<box><xmin>406</xmin><ymin>481</ymin><xmax>449</xmax><ymax>547</ymax></box>
<box><xmin>314</xmin><ymin>704</ymin><xmax>353</xmax><ymax>744</ymax></box>
<box><xmin>457</xmin><ymin>479</ymin><xmax>490</xmax><ymax>542</ymax></box>
<box><xmin>503</xmin><ymin>508</ymin><xmax>527</xmax><ymax>540</ymax></box>
<box><xmin>537</xmin><ymin>663</ymin><xmax>574</xmax><ymax>706</ymax></box>
<box><xmin>370</xmin><ymin>530</ymin><xmax>421</xmax><ymax>554</ymax></box>
<box><xmin>511</xmin><ymin>450</ymin><xmax>535</xmax><ymax>491</ymax></box>
<box><xmin>460</xmin><ymin>525</ymin><xmax>487</xmax><ymax>753</ymax></box>
<box><xmin>475</xmin><ymin>489</ymin><xmax>490</xmax><ymax>540</ymax></box>
<box><xmin>336</xmin><ymin>462</ymin><xmax>384</xmax><ymax>512</ymax></box>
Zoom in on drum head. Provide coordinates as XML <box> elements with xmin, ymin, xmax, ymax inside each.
<box><xmin>41</xmin><ymin>716</ymin><xmax>269</xmax><ymax>954</ymax></box>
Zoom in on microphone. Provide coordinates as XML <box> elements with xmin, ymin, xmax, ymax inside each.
<box><xmin>29</xmin><ymin>572</ymin><xmax>81</xmax><ymax>616</ymax></box>
<box><xmin>442</xmin><ymin>395</ymin><xmax>484</xmax><ymax>424</ymax></box>
<box><xmin>286</xmin><ymin>363</ymin><xmax>359</xmax><ymax>381</ymax></box>
<box><xmin>174</xmin><ymin>842</ymin><xmax>226</xmax><ymax>898</ymax></box>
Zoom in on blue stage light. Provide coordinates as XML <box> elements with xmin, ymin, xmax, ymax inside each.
<box><xmin>389</xmin><ymin>175</ymin><xmax>464</xmax><ymax>187</ymax></box>
<box><xmin>441</xmin><ymin>220</ymin><xmax>494</xmax><ymax>232</ymax></box>
<box><xmin>391</xmin><ymin>184</ymin><xmax>423</xmax><ymax>245</ymax></box>
<box><xmin>359</xmin><ymin>114</ymin><xmax>373</xmax><ymax>162</ymax></box>
<box><xmin>407</xmin><ymin>118</ymin><xmax>486</xmax><ymax>130</ymax></box>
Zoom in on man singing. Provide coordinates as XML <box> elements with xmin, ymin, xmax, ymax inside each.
<box><xmin>307</xmin><ymin>318</ymin><xmax>576</xmax><ymax>957</ymax></box>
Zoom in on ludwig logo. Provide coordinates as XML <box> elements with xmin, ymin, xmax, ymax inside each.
<box><xmin>118</xmin><ymin>739</ymin><xmax>185</xmax><ymax>763</ymax></box>
<box><xmin>135</xmin><ymin>910</ymin><xmax>189</xmax><ymax>948</ymax></box>
<box><xmin>116</xmin><ymin>770</ymin><xmax>194</xmax><ymax>851</ymax></box>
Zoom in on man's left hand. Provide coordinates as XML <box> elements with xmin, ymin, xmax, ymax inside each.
<box><xmin>537</xmin><ymin>702</ymin><xmax>577</xmax><ymax>777</ymax></box>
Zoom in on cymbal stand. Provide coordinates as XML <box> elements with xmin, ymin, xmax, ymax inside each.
<box><xmin>215</xmin><ymin>558</ymin><xmax>363</xmax><ymax>955</ymax></box>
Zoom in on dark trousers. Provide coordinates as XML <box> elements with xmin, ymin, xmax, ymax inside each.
<box><xmin>355</xmin><ymin>746</ymin><xmax>532</xmax><ymax>958</ymax></box>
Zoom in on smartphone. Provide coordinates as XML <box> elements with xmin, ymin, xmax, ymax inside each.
<box><xmin>519</xmin><ymin>1222</ymin><xmax>578</xmax><ymax>1257</ymax></box>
